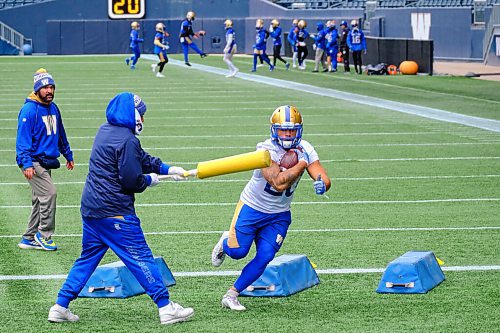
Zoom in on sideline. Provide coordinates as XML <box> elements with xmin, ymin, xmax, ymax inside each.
<box><xmin>143</xmin><ymin>55</ymin><xmax>500</xmax><ymax>133</ymax></box>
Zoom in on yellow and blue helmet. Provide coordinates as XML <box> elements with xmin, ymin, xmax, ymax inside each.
<box><xmin>270</xmin><ymin>105</ymin><xmax>303</xmax><ymax>150</ymax></box>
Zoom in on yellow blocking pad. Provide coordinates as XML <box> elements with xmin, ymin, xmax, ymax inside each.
<box><xmin>196</xmin><ymin>150</ymin><xmax>271</xmax><ymax>179</ymax></box>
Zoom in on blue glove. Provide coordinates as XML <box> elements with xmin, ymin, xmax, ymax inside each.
<box><xmin>313</xmin><ymin>174</ymin><xmax>326</xmax><ymax>195</ymax></box>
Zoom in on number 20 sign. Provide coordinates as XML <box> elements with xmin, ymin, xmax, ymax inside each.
<box><xmin>108</xmin><ymin>0</ymin><xmax>145</xmax><ymax>19</ymax></box>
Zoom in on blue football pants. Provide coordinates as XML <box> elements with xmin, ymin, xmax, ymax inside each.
<box><xmin>56</xmin><ymin>215</ymin><xmax>170</xmax><ymax>308</ymax></box>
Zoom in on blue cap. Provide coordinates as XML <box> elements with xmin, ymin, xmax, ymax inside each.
<box><xmin>33</xmin><ymin>69</ymin><xmax>55</xmax><ymax>92</ymax></box>
<box><xmin>341</xmin><ymin>20</ymin><xmax>348</xmax><ymax>27</ymax></box>
<box><xmin>133</xmin><ymin>94</ymin><xmax>147</xmax><ymax>116</ymax></box>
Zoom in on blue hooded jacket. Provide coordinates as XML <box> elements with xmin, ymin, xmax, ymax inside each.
<box><xmin>80</xmin><ymin>92</ymin><xmax>169</xmax><ymax>219</ymax></box>
<box><xmin>16</xmin><ymin>92</ymin><xmax>73</xmax><ymax>170</ymax></box>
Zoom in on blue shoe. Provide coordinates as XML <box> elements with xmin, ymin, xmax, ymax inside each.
<box><xmin>125</xmin><ymin>58</ymin><xmax>130</xmax><ymax>66</ymax></box>
<box><xmin>34</xmin><ymin>232</ymin><xmax>57</xmax><ymax>251</ymax></box>
<box><xmin>18</xmin><ymin>238</ymin><xmax>42</xmax><ymax>250</ymax></box>
<box><xmin>269</xmin><ymin>65</ymin><xmax>274</xmax><ymax>72</ymax></box>
<box><xmin>285</xmin><ymin>63</ymin><xmax>290</xmax><ymax>70</ymax></box>
<box><xmin>251</xmin><ymin>68</ymin><xmax>256</xmax><ymax>72</ymax></box>
<box><xmin>130</xmin><ymin>64</ymin><xmax>136</xmax><ymax>70</ymax></box>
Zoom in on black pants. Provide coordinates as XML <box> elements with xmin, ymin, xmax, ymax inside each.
<box><xmin>340</xmin><ymin>46</ymin><xmax>350</xmax><ymax>72</ymax></box>
<box><xmin>273</xmin><ymin>45</ymin><xmax>287</xmax><ymax>66</ymax></box>
<box><xmin>298</xmin><ymin>45</ymin><xmax>308</xmax><ymax>65</ymax></box>
<box><xmin>352</xmin><ymin>50</ymin><xmax>362</xmax><ymax>74</ymax></box>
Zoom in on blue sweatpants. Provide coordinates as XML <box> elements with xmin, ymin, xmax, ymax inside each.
<box><xmin>223</xmin><ymin>202</ymin><xmax>291</xmax><ymax>292</ymax></box>
<box><xmin>181</xmin><ymin>42</ymin><xmax>203</xmax><ymax>62</ymax></box>
<box><xmin>56</xmin><ymin>215</ymin><xmax>170</xmax><ymax>308</ymax></box>
<box><xmin>130</xmin><ymin>46</ymin><xmax>141</xmax><ymax>65</ymax></box>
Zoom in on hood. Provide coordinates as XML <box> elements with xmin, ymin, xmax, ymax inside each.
<box><xmin>106</xmin><ymin>92</ymin><xmax>136</xmax><ymax>131</ymax></box>
<box><xmin>316</xmin><ymin>23</ymin><xmax>324</xmax><ymax>31</ymax></box>
<box><xmin>26</xmin><ymin>91</ymin><xmax>50</xmax><ymax>106</ymax></box>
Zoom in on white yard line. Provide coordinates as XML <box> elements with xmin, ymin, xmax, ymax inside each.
<box><xmin>0</xmin><ymin>198</ymin><xmax>498</xmax><ymax>209</ymax></box>
<box><xmin>1</xmin><ymin>226</ymin><xmax>499</xmax><ymax>239</ymax></box>
<box><xmin>0</xmin><ymin>265</ymin><xmax>499</xmax><ymax>281</ymax></box>
<box><xmin>0</xmin><ymin>174</ymin><xmax>499</xmax><ymax>186</ymax></box>
<box><xmin>144</xmin><ymin>57</ymin><xmax>500</xmax><ymax>133</ymax></box>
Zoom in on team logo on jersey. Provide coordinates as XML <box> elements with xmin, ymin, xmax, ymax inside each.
<box><xmin>276</xmin><ymin>234</ymin><xmax>283</xmax><ymax>245</ymax></box>
<box><xmin>114</xmin><ymin>223</ymin><xmax>121</xmax><ymax>230</ymax></box>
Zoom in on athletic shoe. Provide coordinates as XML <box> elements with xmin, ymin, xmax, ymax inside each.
<box><xmin>151</xmin><ymin>63</ymin><xmax>157</xmax><ymax>73</ymax></box>
<box><xmin>322</xmin><ymin>68</ymin><xmax>329</xmax><ymax>72</ymax></box>
<box><xmin>221</xmin><ymin>291</ymin><xmax>246</xmax><ymax>311</ymax></box>
<box><xmin>269</xmin><ymin>65</ymin><xmax>274</xmax><ymax>72</ymax></box>
<box><xmin>18</xmin><ymin>238</ymin><xmax>42</xmax><ymax>250</ymax></box>
<box><xmin>159</xmin><ymin>301</ymin><xmax>194</xmax><ymax>325</ymax></box>
<box><xmin>292</xmin><ymin>64</ymin><xmax>297</xmax><ymax>68</ymax></box>
<box><xmin>185</xmin><ymin>62</ymin><xmax>192</xmax><ymax>67</ymax></box>
<box><xmin>211</xmin><ymin>231</ymin><xmax>229</xmax><ymax>267</ymax></box>
<box><xmin>329</xmin><ymin>69</ymin><xmax>337</xmax><ymax>73</ymax></box>
<box><xmin>250</xmin><ymin>68</ymin><xmax>256</xmax><ymax>72</ymax></box>
<box><xmin>130</xmin><ymin>65</ymin><xmax>135</xmax><ymax>70</ymax></box>
<box><xmin>226</xmin><ymin>69</ymin><xmax>239</xmax><ymax>78</ymax></box>
<box><xmin>48</xmin><ymin>304</ymin><xmax>79</xmax><ymax>323</ymax></box>
<box><xmin>312</xmin><ymin>69</ymin><xmax>319</xmax><ymax>73</ymax></box>
<box><xmin>285</xmin><ymin>63</ymin><xmax>290</xmax><ymax>70</ymax></box>
<box><xmin>200</xmin><ymin>53</ymin><xmax>207</xmax><ymax>58</ymax></box>
<box><xmin>34</xmin><ymin>232</ymin><xmax>57</xmax><ymax>251</ymax></box>
<box><xmin>257</xmin><ymin>63</ymin><xmax>264</xmax><ymax>68</ymax></box>
<box><xmin>125</xmin><ymin>58</ymin><xmax>130</xmax><ymax>66</ymax></box>
<box><xmin>156</xmin><ymin>72</ymin><xmax>165</xmax><ymax>78</ymax></box>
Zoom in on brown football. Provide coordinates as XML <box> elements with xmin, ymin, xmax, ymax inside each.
<box><xmin>279</xmin><ymin>150</ymin><xmax>298</xmax><ymax>170</ymax></box>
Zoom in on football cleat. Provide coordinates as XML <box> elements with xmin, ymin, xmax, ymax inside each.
<box><xmin>211</xmin><ymin>231</ymin><xmax>229</xmax><ymax>267</ymax></box>
<box><xmin>250</xmin><ymin>68</ymin><xmax>257</xmax><ymax>72</ymax></box>
<box><xmin>156</xmin><ymin>72</ymin><xmax>165</xmax><ymax>78</ymax></box>
<box><xmin>18</xmin><ymin>238</ymin><xmax>42</xmax><ymax>250</ymax></box>
<box><xmin>125</xmin><ymin>58</ymin><xmax>130</xmax><ymax>66</ymax></box>
<box><xmin>285</xmin><ymin>63</ymin><xmax>290</xmax><ymax>70</ymax></box>
<box><xmin>221</xmin><ymin>291</ymin><xmax>246</xmax><ymax>311</ymax></box>
<box><xmin>48</xmin><ymin>304</ymin><xmax>79</xmax><ymax>323</ymax></box>
<box><xmin>200</xmin><ymin>53</ymin><xmax>207</xmax><ymax>58</ymax></box>
<box><xmin>130</xmin><ymin>65</ymin><xmax>135</xmax><ymax>70</ymax></box>
<box><xmin>185</xmin><ymin>62</ymin><xmax>192</xmax><ymax>67</ymax></box>
<box><xmin>269</xmin><ymin>65</ymin><xmax>274</xmax><ymax>72</ymax></box>
<box><xmin>34</xmin><ymin>232</ymin><xmax>57</xmax><ymax>251</ymax></box>
<box><xmin>159</xmin><ymin>301</ymin><xmax>194</xmax><ymax>325</ymax></box>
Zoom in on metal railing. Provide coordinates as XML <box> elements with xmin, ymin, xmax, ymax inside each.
<box><xmin>482</xmin><ymin>4</ymin><xmax>500</xmax><ymax>63</ymax></box>
<box><xmin>0</xmin><ymin>20</ymin><xmax>32</xmax><ymax>53</ymax></box>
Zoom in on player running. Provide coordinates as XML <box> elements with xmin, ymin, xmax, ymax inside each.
<box><xmin>151</xmin><ymin>22</ymin><xmax>169</xmax><ymax>78</ymax></box>
<box><xmin>252</xmin><ymin>19</ymin><xmax>274</xmax><ymax>72</ymax></box>
<box><xmin>125</xmin><ymin>21</ymin><xmax>144</xmax><ymax>70</ymax></box>
<box><xmin>179</xmin><ymin>11</ymin><xmax>207</xmax><ymax>66</ymax></box>
<box><xmin>211</xmin><ymin>105</ymin><xmax>331</xmax><ymax>311</ymax></box>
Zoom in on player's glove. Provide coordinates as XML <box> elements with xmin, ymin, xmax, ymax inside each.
<box><xmin>313</xmin><ymin>174</ymin><xmax>326</xmax><ymax>195</ymax></box>
<box><xmin>145</xmin><ymin>173</ymin><xmax>160</xmax><ymax>187</ymax></box>
<box><xmin>167</xmin><ymin>166</ymin><xmax>189</xmax><ymax>181</ymax></box>
<box><xmin>312</xmin><ymin>44</ymin><xmax>317</xmax><ymax>51</ymax></box>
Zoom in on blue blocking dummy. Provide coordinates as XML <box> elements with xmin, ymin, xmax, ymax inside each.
<box><xmin>376</xmin><ymin>251</ymin><xmax>445</xmax><ymax>294</ymax></box>
<box><xmin>240</xmin><ymin>254</ymin><xmax>320</xmax><ymax>297</ymax></box>
<box><xmin>78</xmin><ymin>257</ymin><xmax>175</xmax><ymax>298</ymax></box>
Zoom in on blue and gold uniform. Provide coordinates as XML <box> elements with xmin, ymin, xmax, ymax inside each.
<box><xmin>179</xmin><ymin>11</ymin><xmax>206</xmax><ymax>66</ymax></box>
<box><xmin>152</xmin><ymin>23</ymin><xmax>169</xmax><ymax>77</ymax></box>
<box><xmin>269</xmin><ymin>19</ymin><xmax>289</xmax><ymax>69</ymax></box>
<box><xmin>252</xmin><ymin>19</ymin><xmax>273</xmax><ymax>72</ymax></box>
<box><xmin>125</xmin><ymin>22</ymin><xmax>144</xmax><ymax>69</ymax></box>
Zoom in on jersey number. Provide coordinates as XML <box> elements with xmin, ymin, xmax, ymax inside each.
<box><xmin>42</xmin><ymin>115</ymin><xmax>57</xmax><ymax>136</ymax></box>
<box><xmin>264</xmin><ymin>182</ymin><xmax>295</xmax><ymax>197</ymax></box>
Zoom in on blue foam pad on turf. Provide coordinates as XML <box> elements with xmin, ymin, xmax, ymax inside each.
<box><xmin>376</xmin><ymin>251</ymin><xmax>445</xmax><ymax>294</ymax></box>
<box><xmin>240</xmin><ymin>254</ymin><xmax>320</xmax><ymax>297</ymax></box>
<box><xmin>78</xmin><ymin>256</ymin><xmax>175</xmax><ymax>298</ymax></box>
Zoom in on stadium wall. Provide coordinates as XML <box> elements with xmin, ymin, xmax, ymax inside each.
<box><xmin>0</xmin><ymin>0</ymin><xmax>494</xmax><ymax>62</ymax></box>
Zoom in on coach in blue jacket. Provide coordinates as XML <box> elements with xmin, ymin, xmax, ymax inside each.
<box><xmin>16</xmin><ymin>68</ymin><xmax>74</xmax><ymax>251</ymax></box>
<box><xmin>48</xmin><ymin>92</ymin><xmax>194</xmax><ymax>325</ymax></box>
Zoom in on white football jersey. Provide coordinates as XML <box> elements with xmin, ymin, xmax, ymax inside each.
<box><xmin>240</xmin><ymin>138</ymin><xmax>319</xmax><ymax>214</ymax></box>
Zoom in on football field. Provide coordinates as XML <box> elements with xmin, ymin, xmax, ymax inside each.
<box><xmin>0</xmin><ymin>55</ymin><xmax>499</xmax><ymax>332</ymax></box>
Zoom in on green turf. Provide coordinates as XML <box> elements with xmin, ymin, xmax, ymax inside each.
<box><xmin>0</xmin><ymin>55</ymin><xmax>498</xmax><ymax>332</ymax></box>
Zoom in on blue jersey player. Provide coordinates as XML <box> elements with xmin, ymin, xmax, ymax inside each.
<box><xmin>223</xmin><ymin>19</ymin><xmax>239</xmax><ymax>77</ymax></box>
<box><xmin>296</xmin><ymin>20</ymin><xmax>310</xmax><ymax>69</ymax></box>
<box><xmin>125</xmin><ymin>21</ymin><xmax>144</xmax><ymax>70</ymax></box>
<box><xmin>48</xmin><ymin>92</ymin><xmax>194</xmax><ymax>325</ymax></box>
<box><xmin>269</xmin><ymin>19</ymin><xmax>289</xmax><ymax>69</ymax></box>
<box><xmin>252</xmin><ymin>19</ymin><xmax>273</xmax><ymax>72</ymax></box>
<box><xmin>287</xmin><ymin>19</ymin><xmax>299</xmax><ymax>68</ymax></box>
<box><xmin>325</xmin><ymin>20</ymin><xmax>339</xmax><ymax>72</ymax></box>
<box><xmin>347</xmin><ymin>20</ymin><xmax>367</xmax><ymax>74</ymax></box>
<box><xmin>211</xmin><ymin>105</ymin><xmax>331</xmax><ymax>311</ymax></box>
<box><xmin>179</xmin><ymin>11</ymin><xmax>207</xmax><ymax>66</ymax></box>
<box><xmin>151</xmin><ymin>22</ymin><xmax>169</xmax><ymax>78</ymax></box>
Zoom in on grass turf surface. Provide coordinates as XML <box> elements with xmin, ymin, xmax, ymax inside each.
<box><xmin>0</xmin><ymin>55</ymin><xmax>499</xmax><ymax>332</ymax></box>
